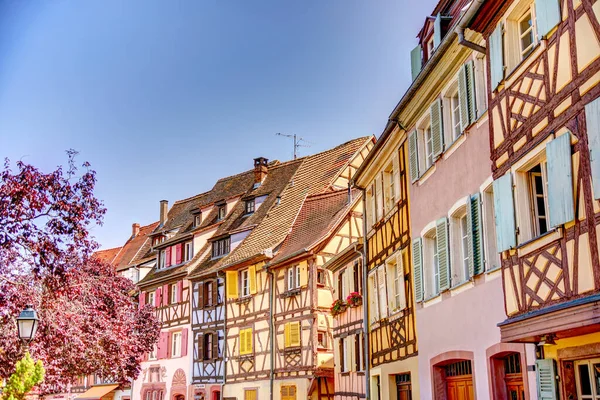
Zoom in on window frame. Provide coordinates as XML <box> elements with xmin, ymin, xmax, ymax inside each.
<box><xmin>159</xmin><ymin>250</ymin><xmax>166</xmax><ymax>269</ymax></box>
<box><xmin>423</xmin><ymin>228</ymin><xmax>440</xmax><ymax>298</ymax></box>
<box><xmin>240</xmin><ymin>269</ymin><xmax>250</xmax><ymax>297</ymax></box>
<box><xmin>184</xmin><ymin>241</ymin><xmax>193</xmax><ymax>262</ymax></box>
<box><xmin>217</xmin><ymin>205</ymin><xmax>226</xmax><ymax>221</ymax></box>
<box><xmin>317</xmin><ymin>331</ymin><xmax>327</xmax><ymax>349</ymax></box>
<box><xmin>518</xmin><ymin>10</ymin><xmax>535</xmax><ymax>60</ymax></box>
<box><xmin>245</xmin><ymin>199</ymin><xmax>255</xmax><ymax>215</ymax></box>
<box><xmin>147</xmin><ymin>291</ymin><xmax>155</xmax><ymax>307</ymax></box>
<box><xmin>211</xmin><ymin>237</ymin><xmax>231</xmax><ymax>259</ymax></box>
<box><xmin>286</xmin><ymin>265</ymin><xmax>301</xmax><ymax>291</ymax></box>
<box><xmin>171</xmin><ymin>331</ymin><xmax>182</xmax><ymax>358</ymax></box>
<box><xmin>383</xmin><ymin>162</ymin><xmax>396</xmax><ymax>213</ymax></box>
<box><xmin>170</xmin><ymin>283</ymin><xmax>178</xmax><ymax>304</ymax></box>
<box><xmin>193</xmin><ymin>213</ymin><xmax>201</xmax><ymax>228</ymax></box>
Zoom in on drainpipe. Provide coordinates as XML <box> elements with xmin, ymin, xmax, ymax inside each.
<box><xmin>359</xmin><ymin>187</ymin><xmax>371</xmax><ymax>400</ymax></box>
<box><xmin>218</xmin><ymin>270</ymin><xmax>227</xmax><ymax>396</ymax></box>
<box><xmin>455</xmin><ymin>0</ymin><xmax>486</xmax><ymax>54</ymax></box>
<box><xmin>267</xmin><ymin>267</ymin><xmax>275</xmax><ymax>400</ymax></box>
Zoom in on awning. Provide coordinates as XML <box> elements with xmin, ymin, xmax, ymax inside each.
<box><xmin>76</xmin><ymin>385</ymin><xmax>119</xmax><ymax>400</ymax></box>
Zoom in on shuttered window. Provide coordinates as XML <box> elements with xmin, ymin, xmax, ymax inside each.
<box><xmin>430</xmin><ymin>99</ymin><xmax>444</xmax><ymax>158</ymax></box>
<box><xmin>244</xmin><ymin>389</ymin><xmax>257</xmax><ymax>400</ymax></box>
<box><xmin>412</xmin><ymin>238</ymin><xmax>423</xmax><ymax>302</ymax></box>
<box><xmin>410</xmin><ymin>45</ymin><xmax>422</xmax><ymax>81</ymax></box>
<box><xmin>436</xmin><ymin>218</ymin><xmax>450</xmax><ymax>292</ymax></box>
<box><xmin>226</xmin><ymin>271</ymin><xmax>238</xmax><ymax>299</ymax></box>
<box><xmin>535</xmin><ymin>0</ymin><xmax>561</xmax><ymax>40</ymax></box>
<box><xmin>239</xmin><ymin>328</ymin><xmax>253</xmax><ymax>355</ymax></box>
<box><xmin>587</xmin><ymin>97</ymin><xmax>600</xmax><ymax>199</ymax></box>
<box><xmin>467</xmin><ymin>193</ymin><xmax>484</xmax><ymax>277</ymax></box>
<box><xmin>546</xmin><ymin>133</ymin><xmax>575</xmax><ymax>228</ymax></box>
<box><xmin>493</xmin><ymin>173</ymin><xmax>516</xmax><ymax>252</ymax></box>
<box><xmin>433</xmin><ymin>13</ymin><xmax>442</xmax><ymax>49</ymax></box>
<box><xmin>284</xmin><ymin>321</ymin><xmax>301</xmax><ymax>348</ymax></box>
<box><xmin>458</xmin><ymin>62</ymin><xmax>477</xmax><ymax>132</ymax></box>
<box><xmin>408</xmin><ymin>130</ymin><xmax>420</xmax><ymax>182</ymax></box>
<box><xmin>489</xmin><ymin>23</ymin><xmax>504</xmax><ymax>90</ymax></box>
<box><xmin>281</xmin><ymin>386</ymin><xmax>296</xmax><ymax>400</ymax></box>
<box><xmin>248</xmin><ymin>265</ymin><xmax>257</xmax><ymax>294</ymax></box>
<box><xmin>368</xmin><ymin>272</ymin><xmax>379</xmax><ymax>323</ymax></box>
<box><xmin>377</xmin><ymin>267</ymin><xmax>388</xmax><ymax>318</ymax></box>
<box><xmin>536</xmin><ymin>359</ymin><xmax>558</xmax><ymax>399</ymax></box>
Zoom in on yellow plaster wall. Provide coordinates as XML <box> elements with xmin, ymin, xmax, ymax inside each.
<box><xmin>544</xmin><ymin>332</ymin><xmax>600</xmax><ymax>360</ymax></box>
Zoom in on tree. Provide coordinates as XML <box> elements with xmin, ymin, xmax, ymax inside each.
<box><xmin>1</xmin><ymin>352</ymin><xmax>45</xmax><ymax>400</ymax></box>
<box><xmin>0</xmin><ymin>151</ymin><xmax>160</xmax><ymax>393</ymax></box>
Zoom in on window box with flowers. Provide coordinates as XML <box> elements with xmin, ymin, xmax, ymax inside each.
<box><xmin>330</xmin><ymin>299</ymin><xmax>347</xmax><ymax>316</ymax></box>
<box><xmin>346</xmin><ymin>292</ymin><xmax>362</xmax><ymax>307</ymax></box>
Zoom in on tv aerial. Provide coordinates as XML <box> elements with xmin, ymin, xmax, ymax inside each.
<box><xmin>275</xmin><ymin>133</ymin><xmax>313</xmax><ymax>160</ymax></box>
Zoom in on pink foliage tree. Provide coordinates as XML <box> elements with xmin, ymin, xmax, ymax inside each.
<box><xmin>0</xmin><ymin>150</ymin><xmax>160</xmax><ymax>392</ymax></box>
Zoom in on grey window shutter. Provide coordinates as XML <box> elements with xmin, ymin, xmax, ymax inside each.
<box><xmin>411</xmin><ymin>45</ymin><xmax>422</xmax><ymax>81</ymax></box>
<box><xmin>436</xmin><ymin>217</ymin><xmax>450</xmax><ymax>291</ymax></box>
<box><xmin>470</xmin><ymin>193</ymin><xmax>484</xmax><ymax>275</ymax></box>
<box><xmin>536</xmin><ymin>0</ymin><xmax>561</xmax><ymax>40</ymax></box>
<box><xmin>493</xmin><ymin>173</ymin><xmax>517</xmax><ymax>252</ymax></box>
<box><xmin>586</xmin><ymin>97</ymin><xmax>600</xmax><ymax>198</ymax></box>
<box><xmin>409</xmin><ymin>130</ymin><xmax>420</xmax><ymax>182</ymax></box>
<box><xmin>412</xmin><ymin>238</ymin><xmax>423</xmax><ymax>302</ymax></box>
<box><xmin>489</xmin><ymin>23</ymin><xmax>504</xmax><ymax>90</ymax></box>
<box><xmin>434</xmin><ymin>13</ymin><xmax>442</xmax><ymax>49</ymax></box>
<box><xmin>536</xmin><ymin>359</ymin><xmax>558</xmax><ymax>399</ymax></box>
<box><xmin>458</xmin><ymin>64</ymin><xmax>470</xmax><ymax>134</ymax></box>
<box><xmin>546</xmin><ymin>133</ymin><xmax>575</xmax><ymax>228</ymax></box>
<box><xmin>431</xmin><ymin>99</ymin><xmax>444</xmax><ymax>158</ymax></box>
<box><xmin>466</xmin><ymin>61</ymin><xmax>477</xmax><ymax>122</ymax></box>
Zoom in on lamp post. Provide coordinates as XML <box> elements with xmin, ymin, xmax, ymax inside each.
<box><xmin>16</xmin><ymin>305</ymin><xmax>39</xmax><ymax>352</ymax></box>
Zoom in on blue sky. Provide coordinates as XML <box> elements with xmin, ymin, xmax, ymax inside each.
<box><xmin>0</xmin><ymin>0</ymin><xmax>436</xmax><ymax>249</ymax></box>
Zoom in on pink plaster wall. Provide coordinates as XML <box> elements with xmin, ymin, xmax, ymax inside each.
<box><xmin>409</xmin><ymin>121</ymin><xmax>492</xmax><ymax>235</ymax></box>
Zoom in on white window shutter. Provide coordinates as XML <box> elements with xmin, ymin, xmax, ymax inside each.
<box><xmin>412</xmin><ymin>238</ymin><xmax>423</xmax><ymax>302</ymax></box>
<box><xmin>436</xmin><ymin>217</ymin><xmax>450</xmax><ymax>291</ymax></box>
<box><xmin>536</xmin><ymin>359</ymin><xmax>558</xmax><ymax>399</ymax></box>
<box><xmin>396</xmin><ymin>252</ymin><xmax>407</xmax><ymax>310</ymax></box>
<box><xmin>493</xmin><ymin>173</ymin><xmax>517</xmax><ymax>252</ymax></box>
<box><xmin>392</xmin><ymin>152</ymin><xmax>401</xmax><ymax>202</ymax></box>
<box><xmin>586</xmin><ymin>97</ymin><xmax>600</xmax><ymax>199</ymax></box>
<box><xmin>408</xmin><ymin>130</ymin><xmax>420</xmax><ymax>182</ymax></box>
<box><xmin>431</xmin><ymin>99</ymin><xmax>444</xmax><ymax>158</ymax></box>
<box><xmin>536</xmin><ymin>0</ymin><xmax>561</xmax><ymax>40</ymax></box>
<box><xmin>489</xmin><ymin>23</ymin><xmax>504</xmax><ymax>90</ymax></box>
<box><xmin>546</xmin><ymin>133</ymin><xmax>575</xmax><ymax>228</ymax></box>
<box><xmin>385</xmin><ymin>262</ymin><xmax>396</xmax><ymax>310</ymax></box>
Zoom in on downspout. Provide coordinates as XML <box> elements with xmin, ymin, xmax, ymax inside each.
<box><xmin>267</xmin><ymin>267</ymin><xmax>275</xmax><ymax>400</ymax></box>
<box><xmin>359</xmin><ymin>187</ymin><xmax>371</xmax><ymax>400</ymax></box>
<box><xmin>455</xmin><ymin>0</ymin><xmax>486</xmax><ymax>54</ymax></box>
<box><xmin>218</xmin><ymin>270</ymin><xmax>226</xmax><ymax>397</ymax></box>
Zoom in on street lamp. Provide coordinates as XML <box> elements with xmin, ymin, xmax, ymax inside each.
<box><xmin>16</xmin><ymin>305</ymin><xmax>39</xmax><ymax>350</ymax></box>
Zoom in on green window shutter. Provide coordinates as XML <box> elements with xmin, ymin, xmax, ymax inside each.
<box><xmin>489</xmin><ymin>23</ymin><xmax>504</xmax><ymax>90</ymax></box>
<box><xmin>470</xmin><ymin>193</ymin><xmax>484</xmax><ymax>275</ymax></box>
<box><xmin>466</xmin><ymin>61</ymin><xmax>477</xmax><ymax>122</ymax></box>
<box><xmin>434</xmin><ymin>13</ymin><xmax>442</xmax><ymax>49</ymax></box>
<box><xmin>436</xmin><ymin>217</ymin><xmax>450</xmax><ymax>291</ymax></box>
<box><xmin>458</xmin><ymin>64</ymin><xmax>470</xmax><ymax>134</ymax></box>
<box><xmin>411</xmin><ymin>45</ymin><xmax>422</xmax><ymax>81</ymax></box>
<box><xmin>466</xmin><ymin>197</ymin><xmax>475</xmax><ymax>278</ymax></box>
<box><xmin>586</xmin><ymin>97</ymin><xmax>600</xmax><ymax>199</ymax></box>
<box><xmin>536</xmin><ymin>359</ymin><xmax>558</xmax><ymax>399</ymax></box>
<box><xmin>546</xmin><ymin>133</ymin><xmax>575</xmax><ymax>228</ymax></box>
<box><xmin>431</xmin><ymin>99</ymin><xmax>444</xmax><ymax>158</ymax></box>
<box><xmin>409</xmin><ymin>130</ymin><xmax>419</xmax><ymax>182</ymax></box>
<box><xmin>493</xmin><ymin>173</ymin><xmax>517</xmax><ymax>252</ymax></box>
<box><xmin>536</xmin><ymin>0</ymin><xmax>561</xmax><ymax>40</ymax></box>
<box><xmin>412</xmin><ymin>238</ymin><xmax>423</xmax><ymax>302</ymax></box>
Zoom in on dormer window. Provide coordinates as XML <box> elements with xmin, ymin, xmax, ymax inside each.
<box><xmin>245</xmin><ymin>199</ymin><xmax>255</xmax><ymax>215</ymax></box>
<box><xmin>427</xmin><ymin>37</ymin><xmax>434</xmax><ymax>60</ymax></box>
<box><xmin>212</xmin><ymin>237</ymin><xmax>230</xmax><ymax>259</ymax></box>
<box><xmin>217</xmin><ymin>204</ymin><xmax>226</xmax><ymax>221</ymax></box>
<box><xmin>193</xmin><ymin>213</ymin><xmax>202</xmax><ymax>228</ymax></box>
<box><xmin>159</xmin><ymin>250</ymin><xmax>166</xmax><ymax>269</ymax></box>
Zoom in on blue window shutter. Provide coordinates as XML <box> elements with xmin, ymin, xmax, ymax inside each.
<box><xmin>536</xmin><ymin>359</ymin><xmax>558</xmax><ymax>399</ymax></box>
<box><xmin>436</xmin><ymin>217</ymin><xmax>450</xmax><ymax>291</ymax></box>
<box><xmin>493</xmin><ymin>173</ymin><xmax>516</xmax><ymax>252</ymax></box>
<box><xmin>409</xmin><ymin>130</ymin><xmax>419</xmax><ymax>182</ymax></box>
<box><xmin>546</xmin><ymin>133</ymin><xmax>575</xmax><ymax>228</ymax></box>
<box><xmin>434</xmin><ymin>13</ymin><xmax>442</xmax><ymax>49</ymax></box>
<box><xmin>411</xmin><ymin>45</ymin><xmax>422</xmax><ymax>81</ymax></box>
<box><xmin>489</xmin><ymin>23</ymin><xmax>504</xmax><ymax>90</ymax></box>
<box><xmin>412</xmin><ymin>238</ymin><xmax>423</xmax><ymax>302</ymax></box>
<box><xmin>431</xmin><ymin>99</ymin><xmax>444</xmax><ymax>158</ymax></box>
<box><xmin>586</xmin><ymin>97</ymin><xmax>600</xmax><ymax>199</ymax></box>
<box><xmin>536</xmin><ymin>0</ymin><xmax>561</xmax><ymax>40</ymax></box>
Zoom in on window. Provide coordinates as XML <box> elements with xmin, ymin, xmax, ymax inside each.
<box><xmin>193</xmin><ymin>213</ymin><xmax>201</xmax><ymax>228</ymax></box>
<box><xmin>240</xmin><ymin>269</ymin><xmax>250</xmax><ymax>297</ymax></box>
<box><xmin>424</xmin><ymin>230</ymin><xmax>440</xmax><ymax>298</ymax></box>
<box><xmin>149</xmin><ymin>344</ymin><xmax>157</xmax><ymax>360</ymax></box>
<box><xmin>387</xmin><ymin>252</ymin><xmax>407</xmax><ymax>312</ymax></box>
<box><xmin>284</xmin><ymin>321</ymin><xmax>301</xmax><ymax>348</ymax></box>
<box><xmin>281</xmin><ymin>385</ymin><xmax>296</xmax><ymax>400</ymax></box>
<box><xmin>450</xmin><ymin>207</ymin><xmax>470</xmax><ymax>286</ymax></box>
<box><xmin>317</xmin><ymin>269</ymin><xmax>326</xmax><ymax>286</ymax></box>
<box><xmin>203</xmin><ymin>333</ymin><xmax>213</xmax><ymax>360</ymax></box>
<box><xmin>519</xmin><ymin>11</ymin><xmax>535</xmax><ymax>59</ymax></box>
<box><xmin>367</xmin><ymin>182</ymin><xmax>377</xmax><ymax>228</ymax></box>
<box><xmin>148</xmin><ymin>291</ymin><xmax>155</xmax><ymax>306</ymax></box>
<box><xmin>244</xmin><ymin>389</ymin><xmax>257</xmax><ymax>400</ymax></box>
<box><xmin>483</xmin><ymin>186</ymin><xmax>500</xmax><ymax>271</ymax></box>
<box><xmin>287</xmin><ymin>265</ymin><xmax>301</xmax><ymax>291</ymax></box>
<box><xmin>339</xmin><ymin>269</ymin><xmax>348</xmax><ymax>300</ymax></box>
<box><xmin>171</xmin><ymin>331</ymin><xmax>182</xmax><ymax>358</ymax></box>
<box><xmin>184</xmin><ymin>241</ymin><xmax>193</xmax><ymax>261</ymax></box>
<box><xmin>317</xmin><ymin>331</ymin><xmax>327</xmax><ymax>348</ymax></box>
<box><xmin>170</xmin><ymin>283</ymin><xmax>178</xmax><ymax>304</ymax></box>
<box><xmin>377</xmin><ymin>267</ymin><xmax>388</xmax><ymax>318</ymax></box>
<box><xmin>451</xmin><ymin>91</ymin><xmax>461</xmax><ymax>140</ymax></box>
<box><xmin>159</xmin><ymin>250</ymin><xmax>166</xmax><ymax>269</ymax></box>
<box><xmin>575</xmin><ymin>358</ymin><xmax>600</xmax><ymax>400</ymax></box>
<box><xmin>368</xmin><ymin>272</ymin><xmax>379</xmax><ymax>323</ymax></box>
<box><xmin>529</xmin><ymin>163</ymin><xmax>549</xmax><ymax>237</ymax></box>
<box><xmin>425</xmin><ymin>126</ymin><xmax>434</xmax><ymax>169</ymax></box>
<box><xmin>427</xmin><ymin>37</ymin><xmax>434</xmax><ymax>60</ymax></box>
<box><xmin>245</xmin><ymin>199</ymin><xmax>255</xmax><ymax>215</ymax></box>
<box><xmin>383</xmin><ymin>162</ymin><xmax>396</xmax><ymax>213</ymax></box>
<box><xmin>217</xmin><ymin>205</ymin><xmax>226</xmax><ymax>221</ymax></box>
<box><xmin>211</xmin><ymin>237</ymin><xmax>230</xmax><ymax>258</ymax></box>
<box><xmin>239</xmin><ymin>327</ymin><xmax>253</xmax><ymax>355</ymax></box>
<box><xmin>341</xmin><ymin>337</ymin><xmax>350</xmax><ymax>372</ymax></box>
<box><xmin>354</xmin><ymin>333</ymin><xmax>363</xmax><ymax>372</ymax></box>
<box><xmin>203</xmin><ymin>281</ymin><xmax>214</xmax><ymax>307</ymax></box>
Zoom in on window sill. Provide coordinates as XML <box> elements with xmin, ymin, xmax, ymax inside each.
<box><xmin>450</xmin><ymin>280</ymin><xmax>475</xmax><ymax>296</ymax></box>
<box><xmin>442</xmin><ymin>133</ymin><xmax>467</xmax><ymax>161</ymax></box>
<box><xmin>416</xmin><ymin>164</ymin><xmax>436</xmax><ymax>185</ymax></box>
<box><xmin>282</xmin><ymin>288</ymin><xmax>301</xmax><ymax>298</ymax></box>
<box><xmin>283</xmin><ymin>347</ymin><xmax>301</xmax><ymax>354</ymax></box>
<box><xmin>235</xmin><ymin>296</ymin><xmax>252</xmax><ymax>304</ymax></box>
<box><xmin>422</xmin><ymin>294</ymin><xmax>442</xmax><ymax>308</ymax></box>
<box><xmin>388</xmin><ymin>308</ymin><xmax>407</xmax><ymax>322</ymax></box>
<box><xmin>341</xmin><ymin>372</ymin><xmax>350</xmax><ymax>377</ymax></box>
<box><xmin>497</xmin><ymin>42</ymin><xmax>543</xmax><ymax>93</ymax></box>
<box><xmin>517</xmin><ymin>228</ymin><xmax>563</xmax><ymax>257</ymax></box>
<box><xmin>238</xmin><ymin>354</ymin><xmax>254</xmax><ymax>360</ymax></box>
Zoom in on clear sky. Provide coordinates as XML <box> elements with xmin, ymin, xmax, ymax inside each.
<box><xmin>0</xmin><ymin>0</ymin><xmax>436</xmax><ymax>249</ymax></box>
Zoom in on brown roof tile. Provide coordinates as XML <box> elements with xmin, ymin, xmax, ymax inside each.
<box><xmin>94</xmin><ymin>247</ymin><xmax>123</xmax><ymax>266</ymax></box>
<box><xmin>114</xmin><ymin>221</ymin><xmax>160</xmax><ymax>271</ymax></box>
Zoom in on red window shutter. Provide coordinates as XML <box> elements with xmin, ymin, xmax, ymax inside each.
<box><xmin>155</xmin><ymin>288</ymin><xmax>162</xmax><ymax>307</ymax></box>
<box><xmin>162</xmin><ymin>284</ymin><xmax>170</xmax><ymax>306</ymax></box>
<box><xmin>181</xmin><ymin>328</ymin><xmax>188</xmax><ymax>357</ymax></box>
<box><xmin>139</xmin><ymin>292</ymin><xmax>146</xmax><ymax>309</ymax></box>
<box><xmin>198</xmin><ymin>283</ymin><xmax>205</xmax><ymax>308</ymax></box>
<box><xmin>176</xmin><ymin>244</ymin><xmax>182</xmax><ymax>264</ymax></box>
<box><xmin>167</xmin><ymin>332</ymin><xmax>173</xmax><ymax>359</ymax></box>
<box><xmin>166</xmin><ymin>247</ymin><xmax>172</xmax><ymax>267</ymax></box>
<box><xmin>177</xmin><ymin>281</ymin><xmax>183</xmax><ymax>303</ymax></box>
<box><xmin>157</xmin><ymin>332</ymin><xmax>168</xmax><ymax>359</ymax></box>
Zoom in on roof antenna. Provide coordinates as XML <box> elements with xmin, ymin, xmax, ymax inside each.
<box><xmin>275</xmin><ymin>133</ymin><xmax>313</xmax><ymax>160</ymax></box>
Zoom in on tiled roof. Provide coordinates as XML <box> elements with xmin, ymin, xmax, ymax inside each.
<box><xmin>270</xmin><ymin>189</ymin><xmax>358</xmax><ymax>265</ymax></box>
<box><xmin>114</xmin><ymin>221</ymin><xmax>160</xmax><ymax>271</ymax></box>
<box><xmin>94</xmin><ymin>247</ymin><xmax>123</xmax><ymax>266</ymax></box>
<box><xmin>209</xmin><ymin>137</ymin><xmax>371</xmax><ymax>270</ymax></box>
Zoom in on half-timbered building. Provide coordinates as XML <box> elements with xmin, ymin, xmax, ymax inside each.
<box><xmin>266</xmin><ymin>189</ymin><xmax>364</xmax><ymax>400</ymax></box>
<box><xmin>468</xmin><ymin>0</ymin><xmax>600</xmax><ymax>398</ymax></box>
<box><xmin>353</xmin><ymin>112</ymin><xmax>416</xmax><ymax>399</ymax></box>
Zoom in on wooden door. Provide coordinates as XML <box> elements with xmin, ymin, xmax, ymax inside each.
<box><xmin>505</xmin><ymin>373</ymin><xmax>525</xmax><ymax>400</ymax></box>
<box><xmin>397</xmin><ymin>383</ymin><xmax>412</xmax><ymax>400</ymax></box>
<box><xmin>447</xmin><ymin>376</ymin><xmax>474</xmax><ymax>400</ymax></box>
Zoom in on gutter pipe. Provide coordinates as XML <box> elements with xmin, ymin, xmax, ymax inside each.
<box><xmin>455</xmin><ymin>0</ymin><xmax>486</xmax><ymax>54</ymax></box>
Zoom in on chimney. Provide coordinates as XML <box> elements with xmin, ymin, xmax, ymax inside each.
<box><xmin>160</xmin><ymin>200</ymin><xmax>168</xmax><ymax>226</ymax></box>
<box><xmin>253</xmin><ymin>157</ymin><xmax>268</xmax><ymax>186</ymax></box>
<box><xmin>132</xmin><ymin>223</ymin><xmax>140</xmax><ymax>237</ymax></box>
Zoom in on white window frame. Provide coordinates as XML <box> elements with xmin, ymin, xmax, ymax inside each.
<box><xmin>427</xmin><ymin>37</ymin><xmax>435</xmax><ymax>60</ymax></box>
<box><xmin>148</xmin><ymin>291</ymin><xmax>155</xmax><ymax>306</ymax></box>
<box><xmin>171</xmin><ymin>331</ymin><xmax>182</xmax><ymax>358</ymax></box>
<box><xmin>450</xmin><ymin>205</ymin><xmax>469</xmax><ymax>286</ymax></box>
<box><xmin>193</xmin><ymin>214</ymin><xmax>201</xmax><ymax>227</ymax></box>
<box><xmin>149</xmin><ymin>344</ymin><xmax>157</xmax><ymax>360</ymax></box>
<box><xmin>368</xmin><ymin>271</ymin><xmax>379</xmax><ymax>324</ymax></box>
<box><xmin>218</xmin><ymin>205</ymin><xmax>226</xmax><ymax>221</ymax></box>
<box><xmin>245</xmin><ymin>199</ymin><xmax>255</xmax><ymax>214</ymax></box>
<box><xmin>377</xmin><ymin>267</ymin><xmax>388</xmax><ymax>319</ymax></box>
<box><xmin>504</xmin><ymin>1</ymin><xmax>538</xmax><ymax>75</ymax></box>
<box><xmin>575</xmin><ymin>358</ymin><xmax>600</xmax><ymax>400</ymax></box>
<box><xmin>159</xmin><ymin>250</ymin><xmax>166</xmax><ymax>269</ymax></box>
<box><xmin>482</xmin><ymin>184</ymin><xmax>500</xmax><ymax>271</ymax></box>
<box><xmin>383</xmin><ymin>162</ymin><xmax>396</xmax><ymax>213</ymax></box>
<box><xmin>514</xmin><ymin>150</ymin><xmax>549</xmax><ymax>244</ymax></box>
<box><xmin>287</xmin><ymin>265</ymin><xmax>300</xmax><ymax>291</ymax></box>
<box><xmin>317</xmin><ymin>330</ymin><xmax>327</xmax><ymax>349</ymax></box>
<box><xmin>416</xmin><ymin>112</ymin><xmax>433</xmax><ymax>173</ymax></box>
<box><xmin>170</xmin><ymin>283</ymin><xmax>178</xmax><ymax>304</ymax></box>
<box><xmin>240</xmin><ymin>269</ymin><xmax>250</xmax><ymax>297</ymax></box>
<box><xmin>423</xmin><ymin>228</ymin><xmax>439</xmax><ymax>298</ymax></box>
<box><xmin>518</xmin><ymin>10</ymin><xmax>535</xmax><ymax>60</ymax></box>
<box><xmin>184</xmin><ymin>241</ymin><xmax>193</xmax><ymax>261</ymax></box>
